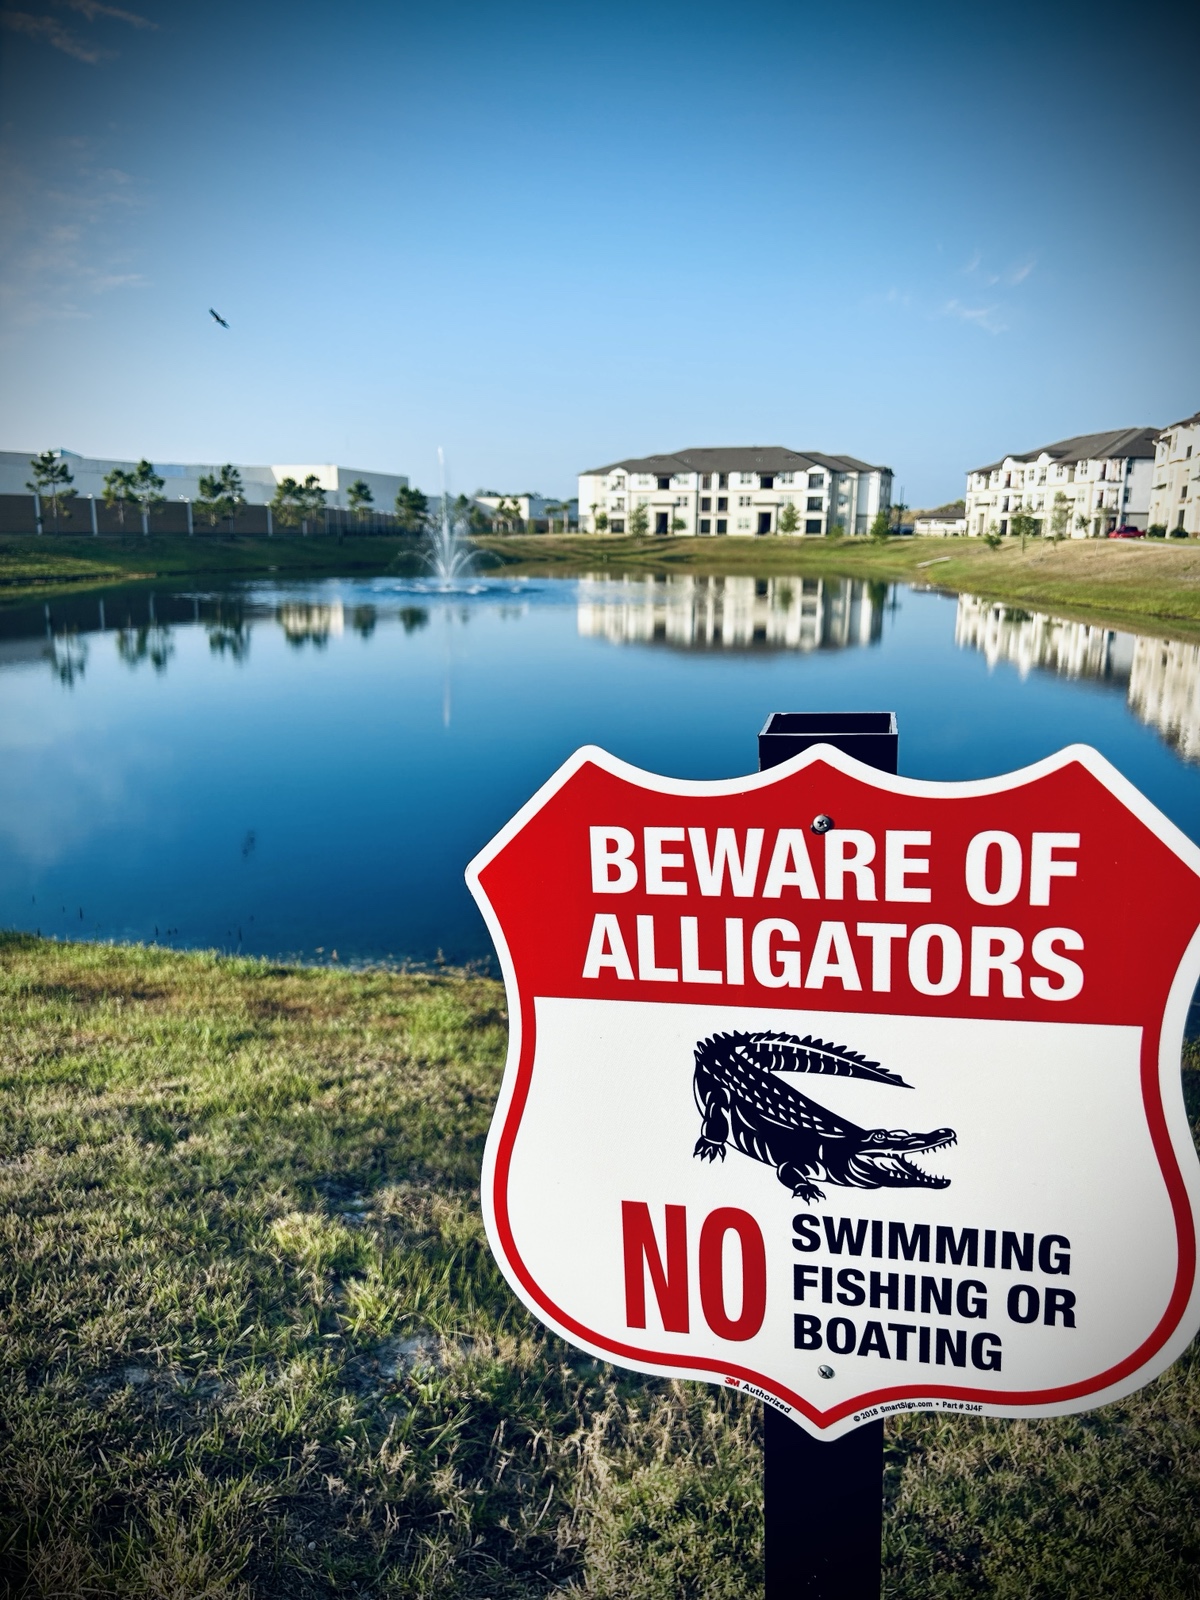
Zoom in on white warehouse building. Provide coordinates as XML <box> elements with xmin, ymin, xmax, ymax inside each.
<box><xmin>0</xmin><ymin>449</ymin><xmax>408</xmax><ymax>511</ymax></box>
<box><xmin>579</xmin><ymin>446</ymin><xmax>892</xmax><ymax>537</ymax></box>
<box><xmin>964</xmin><ymin>427</ymin><xmax>1159</xmax><ymax>539</ymax></box>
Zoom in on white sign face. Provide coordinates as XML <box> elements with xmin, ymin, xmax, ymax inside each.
<box><xmin>466</xmin><ymin>742</ymin><xmax>1200</xmax><ymax>1438</ymax></box>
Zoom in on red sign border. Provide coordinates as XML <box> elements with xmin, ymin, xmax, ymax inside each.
<box><xmin>467</xmin><ymin>742</ymin><xmax>1200</xmax><ymax>1436</ymax></box>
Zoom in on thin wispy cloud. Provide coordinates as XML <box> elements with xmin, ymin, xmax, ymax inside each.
<box><xmin>0</xmin><ymin>10</ymin><xmax>108</xmax><ymax>61</ymax></box>
<box><xmin>941</xmin><ymin>299</ymin><xmax>1006</xmax><ymax>335</ymax></box>
<box><xmin>962</xmin><ymin>249</ymin><xmax>1036</xmax><ymax>289</ymax></box>
<box><xmin>0</xmin><ymin>143</ymin><xmax>148</xmax><ymax>325</ymax></box>
<box><xmin>0</xmin><ymin>0</ymin><xmax>153</xmax><ymax>63</ymax></box>
<box><xmin>60</xmin><ymin>0</ymin><xmax>154</xmax><ymax>28</ymax></box>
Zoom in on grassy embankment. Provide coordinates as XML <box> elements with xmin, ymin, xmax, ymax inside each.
<box><xmin>4</xmin><ymin>531</ymin><xmax>1200</xmax><ymax>639</ymax></box>
<box><xmin>2</xmin><ymin>934</ymin><xmax>1199</xmax><ymax>1598</ymax></box>
<box><xmin>0</xmin><ymin>534</ymin><xmax>424</xmax><ymax>601</ymax></box>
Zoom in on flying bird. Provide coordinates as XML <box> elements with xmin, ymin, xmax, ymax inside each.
<box><xmin>209</xmin><ymin>308</ymin><xmax>229</xmax><ymax>328</ymax></box>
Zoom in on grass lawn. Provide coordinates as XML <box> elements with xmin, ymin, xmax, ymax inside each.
<box><xmin>1</xmin><ymin>934</ymin><xmax>1198</xmax><ymax>1598</ymax></box>
<box><xmin>0</xmin><ymin>534</ymin><xmax>425</xmax><ymax>601</ymax></box>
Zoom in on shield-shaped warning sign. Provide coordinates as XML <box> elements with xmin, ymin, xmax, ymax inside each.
<box><xmin>466</xmin><ymin>743</ymin><xmax>1200</xmax><ymax>1438</ymax></box>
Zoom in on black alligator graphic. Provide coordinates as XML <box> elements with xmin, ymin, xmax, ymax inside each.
<box><xmin>693</xmin><ymin>1030</ymin><xmax>955</xmax><ymax>1204</ymax></box>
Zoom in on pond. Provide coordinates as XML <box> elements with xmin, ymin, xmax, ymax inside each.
<box><xmin>1</xmin><ymin>572</ymin><xmax>1198</xmax><ymax>987</ymax></box>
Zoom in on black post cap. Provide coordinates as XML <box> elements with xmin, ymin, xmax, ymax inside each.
<box><xmin>758</xmin><ymin>710</ymin><xmax>898</xmax><ymax>774</ymax></box>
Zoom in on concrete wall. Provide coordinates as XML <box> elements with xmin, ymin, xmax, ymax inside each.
<box><xmin>0</xmin><ymin>494</ymin><xmax>408</xmax><ymax>536</ymax></box>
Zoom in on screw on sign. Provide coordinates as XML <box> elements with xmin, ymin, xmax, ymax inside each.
<box><xmin>465</xmin><ymin>731</ymin><xmax>1200</xmax><ymax>1596</ymax></box>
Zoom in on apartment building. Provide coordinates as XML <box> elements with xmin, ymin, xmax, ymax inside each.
<box><xmin>473</xmin><ymin>493</ymin><xmax>578</xmax><ymax>529</ymax></box>
<box><xmin>1147</xmin><ymin>411</ymin><xmax>1200</xmax><ymax>536</ymax></box>
<box><xmin>964</xmin><ymin>427</ymin><xmax>1158</xmax><ymax>538</ymax></box>
<box><xmin>578</xmin><ymin>446</ymin><xmax>892</xmax><ymax>537</ymax></box>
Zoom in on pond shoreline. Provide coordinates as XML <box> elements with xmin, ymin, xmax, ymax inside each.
<box><xmin>4</xmin><ymin>530</ymin><xmax>1200</xmax><ymax>640</ymax></box>
<box><xmin>478</xmin><ymin>534</ymin><xmax>1200</xmax><ymax>641</ymax></box>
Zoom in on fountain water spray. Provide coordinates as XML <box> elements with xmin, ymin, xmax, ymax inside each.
<box><xmin>427</xmin><ymin>446</ymin><xmax>475</xmax><ymax>583</ymax></box>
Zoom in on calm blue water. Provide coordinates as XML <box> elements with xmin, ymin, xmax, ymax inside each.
<box><xmin>1</xmin><ymin>573</ymin><xmax>1198</xmax><ymax>970</ymax></box>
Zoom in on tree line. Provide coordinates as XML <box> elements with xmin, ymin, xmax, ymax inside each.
<box><xmin>23</xmin><ymin>451</ymin><xmax>443</xmax><ymax>536</ymax></box>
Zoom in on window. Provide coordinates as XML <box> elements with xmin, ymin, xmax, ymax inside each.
<box><xmin>699</xmin><ymin>517</ymin><xmax>711</xmax><ymax>534</ymax></box>
<box><xmin>657</xmin><ymin>476</ymin><xmax>671</xmax><ymax>490</ymax></box>
<box><xmin>611</xmin><ymin>475</ymin><xmax>625</xmax><ymax>489</ymax></box>
<box><xmin>701</xmin><ymin>474</ymin><xmax>712</xmax><ymax>489</ymax></box>
<box><xmin>700</xmin><ymin>496</ymin><xmax>711</xmax><ymax>512</ymax></box>
<box><xmin>716</xmin><ymin>517</ymin><xmax>727</xmax><ymax>533</ymax></box>
<box><xmin>809</xmin><ymin>473</ymin><xmax>824</xmax><ymax>489</ymax></box>
<box><xmin>610</xmin><ymin>518</ymin><xmax>625</xmax><ymax>533</ymax></box>
<box><xmin>717</xmin><ymin>496</ymin><xmax>728</xmax><ymax>512</ymax></box>
<box><xmin>1188</xmin><ymin>446</ymin><xmax>1194</xmax><ymax>460</ymax></box>
<box><xmin>737</xmin><ymin>517</ymin><xmax>750</xmax><ymax>529</ymax></box>
<box><xmin>740</xmin><ymin>472</ymin><xmax>756</xmax><ymax>486</ymax></box>
<box><xmin>806</xmin><ymin>496</ymin><xmax>822</xmax><ymax>511</ymax></box>
<box><xmin>805</xmin><ymin>518</ymin><xmax>822</xmax><ymax>534</ymax></box>
<box><xmin>718</xmin><ymin>473</ymin><xmax>728</xmax><ymax>489</ymax></box>
<box><xmin>738</xmin><ymin>494</ymin><xmax>751</xmax><ymax>507</ymax></box>
<box><xmin>611</xmin><ymin>497</ymin><xmax>624</xmax><ymax>510</ymax></box>
<box><xmin>760</xmin><ymin>475</ymin><xmax>775</xmax><ymax>489</ymax></box>
<box><xmin>779</xmin><ymin>472</ymin><xmax>794</xmax><ymax>485</ymax></box>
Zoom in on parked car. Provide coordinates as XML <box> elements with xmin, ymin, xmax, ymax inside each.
<box><xmin>1109</xmin><ymin>525</ymin><xmax>1146</xmax><ymax>539</ymax></box>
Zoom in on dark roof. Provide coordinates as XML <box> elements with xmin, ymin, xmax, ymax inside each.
<box><xmin>971</xmin><ymin>427</ymin><xmax>1160</xmax><ymax>474</ymax></box>
<box><xmin>1160</xmin><ymin>410</ymin><xmax>1200</xmax><ymax>434</ymax></box>
<box><xmin>582</xmin><ymin>446</ymin><xmax>890</xmax><ymax>476</ymax></box>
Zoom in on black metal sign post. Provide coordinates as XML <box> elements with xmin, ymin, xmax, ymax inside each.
<box><xmin>758</xmin><ymin>712</ymin><xmax>898</xmax><ymax>1600</ymax></box>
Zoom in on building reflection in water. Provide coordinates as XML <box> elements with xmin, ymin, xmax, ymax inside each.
<box><xmin>276</xmin><ymin>600</ymin><xmax>344</xmax><ymax>646</ymax></box>
<box><xmin>955</xmin><ymin>594</ymin><xmax>1200</xmax><ymax>763</ymax></box>
<box><xmin>576</xmin><ymin>574</ymin><xmax>886</xmax><ymax>652</ymax></box>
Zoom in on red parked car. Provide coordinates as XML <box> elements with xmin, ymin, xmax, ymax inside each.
<box><xmin>1109</xmin><ymin>525</ymin><xmax>1146</xmax><ymax>538</ymax></box>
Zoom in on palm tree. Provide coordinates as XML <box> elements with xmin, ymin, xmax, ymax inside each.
<box><xmin>270</xmin><ymin>477</ymin><xmax>304</xmax><ymax>533</ymax></box>
<box><xmin>27</xmin><ymin>450</ymin><xmax>76</xmax><ymax>534</ymax></box>
<box><xmin>299</xmin><ymin>474</ymin><xmax>326</xmax><ymax>536</ymax></box>
<box><xmin>347</xmin><ymin>479</ymin><xmax>374</xmax><ymax>527</ymax></box>
<box><xmin>493</xmin><ymin>496</ymin><xmax>523</xmax><ymax>533</ymax></box>
<box><xmin>130</xmin><ymin>459</ymin><xmax>166</xmax><ymax>536</ymax></box>
<box><xmin>196</xmin><ymin>465</ymin><xmax>245</xmax><ymax>532</ymax></box>
<box><xmin>394</xmin><ymin>486</ymin><xmax>430</xmax><ymax>534</ymax></box>
<box><xmin>102</xmin><ymin>467</ymin><xmax>137</xmax><ymax>530</ymax></box>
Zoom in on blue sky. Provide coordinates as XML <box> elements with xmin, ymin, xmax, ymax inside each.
<box><xmin>1</xmin><ymin>0</ymin><xmax>1197</xmax><ymax>504</ymax></box>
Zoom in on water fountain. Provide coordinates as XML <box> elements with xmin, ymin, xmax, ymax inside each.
<box><xmin>425</xmin><ymin>447</ymin><xmax>475</xmax><ymax>584</ymax></box>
